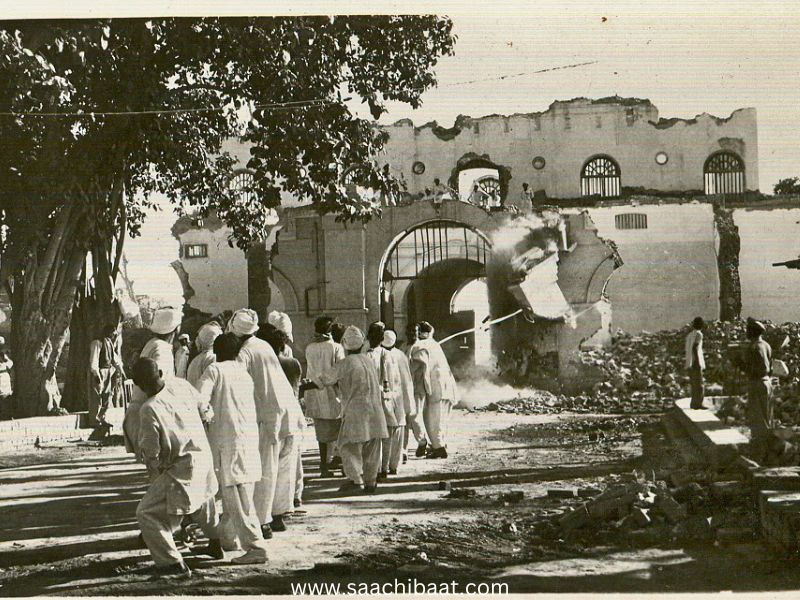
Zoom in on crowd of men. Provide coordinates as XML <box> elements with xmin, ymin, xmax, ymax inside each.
<box><xmin>117</xmin><ymin>306</ymin><xmax>458</xmax><ymax>577</ymax></box>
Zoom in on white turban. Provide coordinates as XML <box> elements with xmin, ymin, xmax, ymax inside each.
<box><xmin>196</xmin><ymin>323</ymin><xmax>222</xmax><ymax>351</ymax></box>
<box><xmin>341</xmin><ymin>325</ymin><xmax>365</xmax><ymax>351</ymax></box>
<box><xmin>0</xmin><ymin>336</ymin><xmax>5</xmax><ymax>346</ymax></box>
<box><xmin>149</xmin><ymin>307</ymin><xmax>182</xmax><ymax>335</ymax></box>
<box><xmin>228</xmin><ymin>308</ymin><xmax>259</xmax><ymax>336</ymax></box>
<box><xmin>381</xmin><ymin>330</ymin><xmax>397</xmax><ymax>349</ymax></box>
<box><xmin>268</xmin><ymin>310</ymin><xmax>293</xmax><ymax>342</ymax></box>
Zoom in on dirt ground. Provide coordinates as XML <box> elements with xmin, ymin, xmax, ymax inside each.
<box><xmin>1</xmin><ymin>407</ymin><xmax>800</xmax><ymax>596</ymax></box>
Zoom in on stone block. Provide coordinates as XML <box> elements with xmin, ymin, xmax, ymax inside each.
<box><xmin>559</xmin><ymin>505</ymin><xmax>590</xmax><ymax>531</ymax></box>
<box><xmin>548</xmin><ymin>488</ymin><xmax>578</xmax><ymax>499</ymax></box>
<box><xmin>654</xmin><ymin>493</ymin><xmax>688</xmax><ymax>523</ymax></box>
<box><xmin>716</xmin><ymin>528</ymin><xmax>755</xmax><ymax>544</ymax></box>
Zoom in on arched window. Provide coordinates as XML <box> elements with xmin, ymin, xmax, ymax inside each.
<box><xmin>581</xmin><ymin>155</ymin><xmax>621</xmax><ymax>198</ymax></box>
<box><xmin>704</xmin><ymin>151</ymin><xmax>745</xmax><ymax>196</ymax></box>
<box><xmin>231</xmin><ymin>170</ymin><xmax>256</xmax><ymax>203</ymax></box>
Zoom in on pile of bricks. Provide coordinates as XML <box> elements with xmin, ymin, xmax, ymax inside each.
<box><xmin>556</xmin><ymin>472</ymin><xmax>755</xmax><ymax>546</ymax></box>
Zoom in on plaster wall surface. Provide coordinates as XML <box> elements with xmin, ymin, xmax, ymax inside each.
<box><xmin>586</xmin><ymin>203</ymin><xmax>720</xmax><ymax>333</ymax></box>
<box><xmin>734</xmin><ymin>208</ymin><xmax>800</xmax><ymax>324</ymax></box>
<box><xmin>178</xmin><ymin>226</ymin><xmax>249</xmax><ymax>315</ymax></box>
<box><xmin>380</xmin><ymin>99</ymin><xmax>758</xmax><ymax>201</ymax></box>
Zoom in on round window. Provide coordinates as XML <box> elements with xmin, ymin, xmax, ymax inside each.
<box><xmin>532</xmin><ymin>156</ymin><xmax>546</xmax><ymax>170</ymax></box>
<box><xmin>655</xmin><ymin>151</ymin><xmax>669</xmax><ymax>165</ymax></box>
<box><xmin>412</xmin><ymin>161</ymin><xmax>426</xmax><ymax>175</ymax></box>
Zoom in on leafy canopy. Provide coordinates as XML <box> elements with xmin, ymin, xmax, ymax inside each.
<box><xmin>0</xmin><ymin>16</ymin><xmax>456</xmax><ymax>260</ymax></box>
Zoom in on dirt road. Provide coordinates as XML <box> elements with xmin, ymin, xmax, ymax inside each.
<box><xmin>0</xmin><ymin>407</ymin><xmax>798</xmax><ymax>595</ymax></box>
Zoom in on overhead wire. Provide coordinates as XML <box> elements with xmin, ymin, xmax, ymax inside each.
<box><xmin>0</xmin><ymin>60</ymin><xmax>599</xmax><ymax>118</ymax></box>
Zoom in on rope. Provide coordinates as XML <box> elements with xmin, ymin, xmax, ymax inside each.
<box><xmin>439</xmin><ymin>309</ymin><xmax>523</xmax><ymax>345</ymax></box>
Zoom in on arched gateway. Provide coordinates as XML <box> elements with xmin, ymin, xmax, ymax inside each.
<box><xmin>379</xmin><ymin>219</ymin><xmax>492</xmax><ymax>368</ymax></box>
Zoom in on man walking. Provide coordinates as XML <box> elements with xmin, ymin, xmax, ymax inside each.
<box><xmin>304</xmin><ymin>316</ymin><xmax>346</xmax><ymax>477</ymax></box>
<box><xmin>365</xmin><ymin>322</ymin><xmax>405</xmax><ymax>479</ymax></box>
<box><xmin>382</xmin><ymin>329</ymin><xmax>425</xmax><ymax>463</ymax></box>
<box><xmin>305</xmin><ymin>326</ymin><xmax>388</xmax><ymax>494</ymax></box>
<box><xmin>228</xmin><ymin>309</ymin><xmax>303</xmax><ymax>537</ymax></box>
<box><xmin>196</xmin><ymin>333</ymin><xmax>268</xmax><ymax>564</ymax></box>
<box><xmin>685</xmin><ymin>317</ymin><xmax>706</xmax><ymax>409</ymax></box>
<box><xmin>132</xmin><ymin>358</ymin><xmax>220</xmax><ymax>578</ymax></box>
<box><xmin>409</xmin><ymin>322</ymin><xmax>457</xmax><ymax>459</ymax></box>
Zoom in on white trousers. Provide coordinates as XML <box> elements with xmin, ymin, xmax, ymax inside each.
<box><xmin>381</xmin><ymin>426</ymin><xmax>404</xmax><ymax>472</ymax></box>
<box><xmin>254</xmin><ymin>434</ymin><xmax>298</xmax><ymax>525</ymax></box>
<box><xmin>423</xmin><ymin>399</ymin><xmax>452</xmax><ymax>450</ymax></box>
<box><xmin>340</xmin><ymin>439</ymin><xmax>381</xmax><ymax>486</ymax></box>
<box><xmin>295</xmin><ymin>450</ymin><xmax>304</xmax><ymax>502</ymax></box>
<box><xmin>137</xmin><ymin>473</ymin><xmax>218</xmax><ymax>567</ymax></box>
<box><xmin>403</xmin><ymin>405</ymin><xmax>428</xmax><ymax>453</ymax></box>
<box><xmin>219</xmin><ymin>482</ymin><xmax>268</xmax><ymax>556</ymax></box>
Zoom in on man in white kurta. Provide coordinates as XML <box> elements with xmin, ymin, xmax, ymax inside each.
<box><xmin>365</xmin><ymin>322</ymin><xmax>405</xmax><ymax>478</ymax></box>
<box><xmin>124</xmin><ymin>307</ymin><xmax>182</xmax><ymax>457</ymax></box>
<box><xmin>174</xmin><ymin>334</ymin><xmax>191</xmax><ymax>379</ymax></box>
<box><xmin>196</xmin><ymin>333</ymin><xmax>268</xmax><ymax>564</ymax></box>
<box><xmin>409</xmin><ymin>322</ymin><xmax>457</xmax><ymax>459</ymax></box>
<box><xmin>309</xmin><ymin>326</ymin><xmax>388</xmax><ymax>493</ymax></box>
<box><xmin>382</xmin><ymin>330</ymin><xmax>426</xmax><ymax>463</ymax></box>
<box><xmin>187</xmin><ymin>322</ymin><xmax>222</xmax><ymax>389</ymax></box>
<box><xmin>304</xmin><ymin>316</ymin><xmax>346</xmax><ymax>477</ymax></box>
<box><xmin>132</xmin><ymin>358</ymin><xmax>219</xmax><ymax>576</ymax></box>
<box><xmin>229</xmin><ymin>309</ymin><xmax>304</xmax><ymax>536</ymax></box>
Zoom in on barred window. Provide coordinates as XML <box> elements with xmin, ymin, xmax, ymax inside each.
<box><xmin>184</xmin><ymin>244</ymin><xmax>208</xmax><ymax>258</ymax></box>
<box><xmin>704</xmin><ymin>151</ymin><xmax>745</xmax><ymax>196</ymax></box>
<box><xmin>615</xmin><ymin>213</ymin><xmax>648</xmax><ymax>230</ymax></box>
<box><xmin>581</xmin><ymin>155</ymin><xmax>621</xmax><ymax>198</ymax></box>
<box><xmin>231</xmin><ymin>171</ymin><xmax>256</xmax><ymax>203</ymax></box>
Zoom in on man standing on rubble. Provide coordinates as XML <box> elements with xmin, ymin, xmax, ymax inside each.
<box><xmin>409</xmin><ymin>321</ymin><xmax>457</xmax><ymax>459</ymax></box>
<box><xmin>741</xmin><ymin>319</ymin><xmax>773</xmax><ymax>461</ymax></box>
<box><xmin>685</xmin><ymin>317</ymin><xmax>706</xmax><ymax>409</ymax></box>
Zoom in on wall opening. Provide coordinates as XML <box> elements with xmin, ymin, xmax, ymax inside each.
<box><xmin>704</xmin><ymin>151</ymin><xmax>745</xmax><ymax>197</ymax></box>
<box><xmin>581</xmin><ymin>155</ymin><xmax>621</xmax><ymax>198</ymax></box>
<box><xmin>379</xmin><ymin>220</ymin><xmax>492</xmax><ymax>369</ymax></box>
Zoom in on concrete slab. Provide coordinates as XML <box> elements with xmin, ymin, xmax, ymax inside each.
<box><xmin>753</xmin><ymin>467</ymin><xmax>800</xmax><ymax>492</ymax></box>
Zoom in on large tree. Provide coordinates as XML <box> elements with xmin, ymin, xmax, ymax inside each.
<box><xmin>0</xmin><ymin>17</ymin><xmax>456</xmax><ymax>417</ymax></box>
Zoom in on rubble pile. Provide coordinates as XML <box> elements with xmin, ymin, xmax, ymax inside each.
<box><xmin>555</xmin><ymin>470</ymin><xmax>756</xmax><ymax>546</ymax></box>
<box><xmin>486</xmin><ymin>319</ymin><xmax>800</xmax><ymax>419</ymax></box>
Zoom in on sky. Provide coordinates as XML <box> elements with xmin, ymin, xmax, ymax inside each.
<box><xmin>68</xmin><ymin>1</ymin><xmax>797</xmax><ymax>303</ymax></box>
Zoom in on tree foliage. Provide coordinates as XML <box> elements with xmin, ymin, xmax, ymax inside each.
<box><xmin>774</xmin><ymin>177</ymin><xmax>800</xmax><ymax>196</ymax></box>
<box><xmin>0</xmin><ymin>17</ymin><xmax>456</xmax><ymax>415</ymax></box>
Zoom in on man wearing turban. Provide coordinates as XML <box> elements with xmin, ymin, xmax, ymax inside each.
<box><xmin>228</xmin><ymin>309</ymin><xmax>304</xmax><ymax>537</ymax></box>
<box><xmin>187</xmin><ymin>322</ymin><xmax>223</xmax><ymax>389</ymax></box>
<box><xmin>304</xmin><ymin>325</ymin><xmax>388</xmax><ymax>494</ymax></box>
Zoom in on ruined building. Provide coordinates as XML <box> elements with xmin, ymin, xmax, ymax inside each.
<box><xmin>171</xmin><ymin>97</ymin><xmax>794</xmax><ymax>388</ymax></box>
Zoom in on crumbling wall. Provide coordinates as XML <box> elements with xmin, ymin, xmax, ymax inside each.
<box><xmin>714</xmin><ymin>204</ymin><xmax>742</xmax><ymax>321</ymax></box>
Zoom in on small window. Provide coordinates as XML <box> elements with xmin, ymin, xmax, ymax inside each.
<box><xmin>615</xmin><ymin>213</ymin><xmax>648</xmax><ymax>230</ymax></box>
<box><xmin>184</xmin><ymin>244</ymin><xmax>208</xmax><ymax>258</ymax></box>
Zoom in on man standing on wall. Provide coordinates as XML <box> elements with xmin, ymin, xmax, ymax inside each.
<box><xmin>741</xmin><ymin>320</ymin><xmax>774</xmax><ymax>462</ymax></box>
<box><xmin>409</xmin><ymin>321</ymin><xmax>457</xmax><ymax>459</ymax></box>
<box><xmin>685</xmin><ymin>317</ymin><xmax>706</xmax><ymax>409</ymax></box>
<box><xmin>519</xmin><ymin>183</ymin><xmax>534</xmax><ymax>212</ymax></box>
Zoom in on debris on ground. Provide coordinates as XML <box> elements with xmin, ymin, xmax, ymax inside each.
<box><xmin>484</xmin><ymin>319</ymin><xmax>800</xmax><ymax>421</ymax></box>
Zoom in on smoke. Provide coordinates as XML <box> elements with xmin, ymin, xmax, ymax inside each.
<box><xmin>454</xmin><ymin>364</ymin><xmax>525</xmax><ymax>409</ymax></box>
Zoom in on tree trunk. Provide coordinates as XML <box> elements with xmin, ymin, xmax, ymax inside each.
<box><xmin>62</xmin><ymin>290</ymin><xmax>120</xmax><ymax>416</ymax></box>
<box><xmin>713</xmin><ymin>203</ymin><xmax>742</xmax><ymax>322</ymax></box>
<box><xmin>9</xmin><ymin>210</ymin><xmax>86</xmax><ymax>417</ymax></box>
